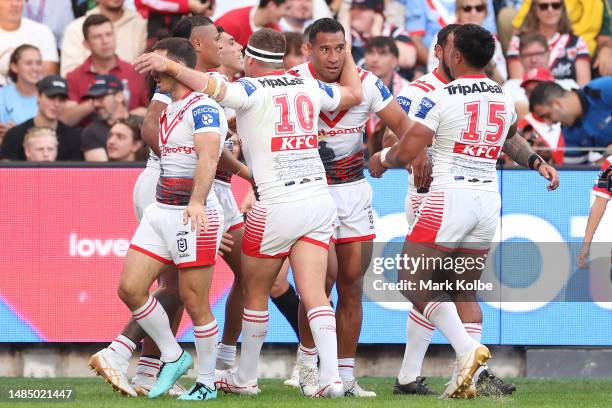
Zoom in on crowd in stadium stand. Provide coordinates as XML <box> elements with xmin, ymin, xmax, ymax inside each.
<box><xmin>0</xmin><ymin>0</ymin><xmax>610</xmax><ymax>165</ymax></box>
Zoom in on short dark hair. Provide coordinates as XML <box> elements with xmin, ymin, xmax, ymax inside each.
<box><xmin>436</xmin><ymin>23</ymin><xmax>461</xmax><ymax>47</ymax></box>
<box><xmin>171</xmin><ymin>15</ymin><xmax>214</xmax><ymax>39</ymax></box>
<box><xmin>8</xmin><ymin>44</ymin><xmax>40</xmax><ymax>83</ymax></box>
<box><xmin>308</xmin><ymin>18</ymin><xmax>345</xmax><ymax>44</ymax></box>
<box><xmin>284</xmin><ymin>32</ymin><xmax>303</xmax><ymax>57</ymax></box>
<box><xmin>83</xmin><ymin>14</ymin><xmax>112</xmax><ymax>40</ymax></box>
<box><xmin>259</xmin><ymin>0</ymin><xmax>287</xmax><ymax>7</ymax></box>
<box><xmin>518</xmin><ymin>32</ymin><xmax>548</xmax><ymax>53</ymax></box>
<box><xmin>303</xmin><ymin>22</ymin><xmax>313</xmax><ymax>43</ymax></box>
<box><xmin>452</xmin><ymin>24</ymin><xmax>495</xmax><ymax>69</ymax></box>
<box><xmin>365</xmin><ymin>36</ymin><xmax>399</xmax><ymax>58</ymax></box>
<box><xmin>529</xmin><ymin>81</ymin><xmax>567</xmax><ymax>111</ymax></box>
<box><xmin>151</xmin><ymin>37</ymin><xmax>197</xmax><ymax>69</ymax></box>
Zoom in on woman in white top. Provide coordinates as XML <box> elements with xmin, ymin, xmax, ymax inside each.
<box><xmin>427</xmin><ymin>0</ymin><xmax>507</xmax><ymax>82</ymax></box>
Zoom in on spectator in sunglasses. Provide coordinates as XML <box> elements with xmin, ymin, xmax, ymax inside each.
<box><xmin>427</xmin><ymin>0</ymin><xmax>506</xmax><ymax>83</ymax></box>
<box><xmin>507</xmin><ymin>0</ymin><xmax>591</xmax><ymax>86</ymax></box>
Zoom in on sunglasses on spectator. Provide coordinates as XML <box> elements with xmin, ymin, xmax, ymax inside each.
<box><xmin>461</xmin><ymin>4</ymin><xmax>486</xmax><ymax>12</ymax></box>
<box><xmin>538</xmin><ymin>2</ymin><xmax>563</xmax><ymax>11</ymax></box>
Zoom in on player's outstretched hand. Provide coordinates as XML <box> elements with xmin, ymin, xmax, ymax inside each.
<box><xmin>133</xmin><ymin>52</ymin><xmax>167</xmax><ymax>75</ymax></box>
<box><xmin>218</xmin><ymin>232</ymin><xmax>234</xmax><ymax>256</ymax></box>
<box><xmin>538</xmin><ymin>163</ymin><xmax>560</xmax><ymax>191</ymax></box>
<box><xmin>411</xmin><ymin>150</ymin><xmax>432</xmax><ymax>189</ymax></box>
<box><xmin>369</xmin><ymin>152</ymin><xmax>387</xmax><ymax>178</ymax></box>
<box><xmin>577</xmin><ymin>244</ymin><xmax>590</xmax><ymax>269</ymax></box>
<box><xmin>183</xmin><ymin>202</ymin><xmax>208</xmax><ymax>234</ymax></box>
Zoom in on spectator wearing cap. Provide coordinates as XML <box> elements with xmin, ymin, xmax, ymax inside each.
<box><xmin>0</xmin><ymin>45</ymin><xmax>42</xmax><ymax>141</ymax></box>
<box><xmin>23</xmin><ymin>127</ymin><xmax>58</xmax><ymax>162</ymax></box>
<box><xmin>517</xmin><ymin>67</ymin><xmax>566</xmax><ymax>165</ymax></box>
<box><xmin>396</xmin><ymin>0</ymin><xmax>497</xmax><ymax>65</ymax></box>
<box><xmin>62</xmin><ymin>14</ymin><xmax>149</xmax><ymax>128</ymax></box>
<box><xmin>80</xmin><ymin>74</ymin><xmax>136</xmax><ymax>161</ymax></box>
<box><xmin>1</xmin><ymin>75</ymin><xmax>82</xmax><ymax>161</ymax></box>
<box><xmin>530</xmin><ymin>77</ymin><xmax>612</xmax><ymax>165</ymax></box>
<box><xmin>61</xmin><ymin>0</ymin><xmax>146</xmax><ymax>77</ymax></box>
<box><xmin>349</xmin><ymin>0</ymin><xmax>417</xmax><ymax>80</ymax></box>
<box><xmin>0</xmin><ymin>0</ymin><xmax>59</xmax><ymax>85</ymax></box>
<box><xmin>215</xmin><ymin>0</ymin><xmax>288</xmax><ymax>48</ymax></box>
<box><xmin>503</xmin><ymin>32</ymin><xmax>578</xmax><ymax>119</ymax></box>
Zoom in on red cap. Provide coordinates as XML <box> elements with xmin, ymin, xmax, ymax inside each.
<box><xmin>521</xmin><ymin>67</ymin><xmax>554</xmax><ymax>88</ymax></box>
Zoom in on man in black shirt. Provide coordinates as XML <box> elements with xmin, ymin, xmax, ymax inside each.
<box><xmin>1</xmin><ymin>75</ymin><xmax>82</xmax><ymax>161</ymax></box>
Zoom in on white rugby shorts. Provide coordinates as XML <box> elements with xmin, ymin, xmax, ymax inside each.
<box><xmin>328</xmin><ymin>179</ymin><xmax>376</xmax><ymax>244</ymax></box>
<box><xmin>407</xmin><ymin>188</ymin><xmax>500</xmax><ymax>253</ymax></box>
<box><xmin>133</xmin><ymin>166</ymin><xmax>160</xmax><ymax>222</ymax></box>
<box><xmin>242</xmin><ymin>194</ymin><xmax>336</xmax><ymax>258</ymax></box>
<box><xmin>214</xmin><ymin>180</ymin><xmax>244</xmax><ymax>232</ymax></box>
<box><xmin>130</xmin><ymin>203</ymin><xmax>224</xmax><ymax>268</ymax></box>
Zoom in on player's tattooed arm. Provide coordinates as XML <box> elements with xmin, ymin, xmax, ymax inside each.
<box><xmin>502</xmin><ymin>122</ymin><xmax>536</xmax><ymax>168</ymax></box>
<box><xmin>503</xmin><ymin>122</ymin><xmax>560</xmax><ymax>190</ymax></box>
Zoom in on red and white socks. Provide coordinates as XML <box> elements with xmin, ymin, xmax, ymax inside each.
<box><xmin>194</xmin><ymin>319</ymin><xmax>219</xmax><ymax>388</ymax></box>
<box><xmin>398</xmin><ymin>308</ymin><xmax>434</xmax><ymax>384</ymax></box>
<box><xmin>307</xmin><ymin>306</ymin><xmax>340</xmax><ymax>385</ymax></box>
<box><xmin>135</xmin><ymin>356</ymin><xmax>161</xmax><ymax>380</ymax></box>
<box><xmin>423</xmin><ymin>298</ymin><xmax>476</xmax><ymax>355</ymax></box>
<box><xmin>464</xmin><ymin>322</ymin><xmax>483</xmax><ymax>343</ymax></box>
<box><xmin>133</xmin><ymin>295</ymin><xmax>182</xmax><ymax>362</ymax></box>
<box><xmin>297</xmin><ymin>344</ymin><xmax>318</xmax><ymax>368</ymax></box>
<box><xmin>236</xmin><ymin>309</ymin><xmax>268</xmax><ymax>384</ymax></box>
<box><xmin>216</xmin><ymin>343</ymin><xmax>237</xmax><ymax>370</ymax></box>
<box><xmin>338</xmin><ymin>358</ymin><xmax>355</xmax><ymax>381</ymax></box>
<box><xmin>108</xmin><ymin>334</ymin><xmax>136</xmax><ymax>362</ymax></box>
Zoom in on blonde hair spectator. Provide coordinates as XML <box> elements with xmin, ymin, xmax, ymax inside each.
<box><xmin>23</xmin><ymin>127</ymin><xmax>58</xmax><ymax>162</ymax></box>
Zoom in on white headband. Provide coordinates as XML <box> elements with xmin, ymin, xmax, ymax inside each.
<box><xmin>245</xmin><ymin>44</ymin><xmax>285</xmax><ymax>63</ymax></box>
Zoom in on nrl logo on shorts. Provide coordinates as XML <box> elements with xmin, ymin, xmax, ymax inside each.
<box><xmin>177</xmin><ymin>237</ymin><xmax>188</xmax><ymax>253</ymax></box>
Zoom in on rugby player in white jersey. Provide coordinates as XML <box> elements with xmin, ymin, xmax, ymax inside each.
<box><xmin>370</xmin><ymin>24</ymin><xmax>559</xmax><ymax>398</ymax></box>
<box><xmin>375</xmin><ymin>23</ymin><xmax>516</xmax><ymax>397</ymax></box>
<box><xmin>116</xmin><ymin>37</ymin><xmax>227</xmax><ymax>401</ymax></box>
<box><xmin>286</xmin><ymin>18</ymin><xmax>424</xmax><ymax>397</ymax></box>
<box><xmin>134</xmin><ymin>27</ymin><xmax>364</xmax><ymax>397</ymax></box>
<box><xmin>88</xmin><ymin>16</ymin><xmax>235</xmax><ymax>398</ymax></box>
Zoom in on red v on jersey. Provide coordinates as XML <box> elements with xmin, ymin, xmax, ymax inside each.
<box><xmin>319</xmin><ymin>109</ymin><xmax>349</xmax><ymax>128</ymax></box>
<box><xmin>159</xmin><ymin>95</ymin><xmax>205</xmax><ymax>145</ymax></box>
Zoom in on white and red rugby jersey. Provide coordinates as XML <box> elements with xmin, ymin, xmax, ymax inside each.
<box><xmin>288</xmin><ymin>61</ymin><xmax>392</xmax><ymax>184</ymax></box>
<box><xmin>156</xmin><ymin>91</ymin><xmax>226</xmax><ymax>206</ymax></box>
<box><xmin>217</xmin><ymin>71</ymin><xmax>342</xmax><ymax>203</ymax></box>
<box><xmin>593</xmin><ymin>155</ymin><xmax>612</xmax><ymax>201</ymax></box>
<box><xmin>411</xmin><ymin>74</ymin><xmax>517</xmax><ymax>191</ymax></box>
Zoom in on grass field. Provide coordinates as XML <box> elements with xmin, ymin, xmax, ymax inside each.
<box><xmin>1</xmin><ymin>377</ymin><xmax>612</xmax><ymax>408</ymax></box>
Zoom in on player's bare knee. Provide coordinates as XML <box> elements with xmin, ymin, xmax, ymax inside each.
<box><xmin>117</xmin><ymin>280</ymin><xmax>145</xmax><ymax>309</ymax></box>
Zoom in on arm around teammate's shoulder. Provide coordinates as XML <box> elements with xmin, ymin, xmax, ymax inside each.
<box><xmin>335</xmin><ymin>50</ymin><xmax>363</xmax><ymax>110</ymax></box>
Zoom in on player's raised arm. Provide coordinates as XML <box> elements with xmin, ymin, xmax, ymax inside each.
<box><xmin>334</xmin><ymin>47</ymin><xmax>364</xmax><ymax>110</ymax></box>
<box><xmin>502</xmin><ymin>122</ymin><xmax>560</xmax><ymax>191</ymax></box>
<box><xmin>134</xmin><ymin>53</ymin><xmax>248</xmax><ymax>110</ymax></box>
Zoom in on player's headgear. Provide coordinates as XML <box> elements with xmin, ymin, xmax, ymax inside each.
<box><xmin>246</xmin><ymin>28</ymin><xmax>286</xmax><ymax>64</ymax></box>
<box><xmin>452</xmin><ymin>24</ymin><xmax>495</xmax><ymax>69</ymax></box>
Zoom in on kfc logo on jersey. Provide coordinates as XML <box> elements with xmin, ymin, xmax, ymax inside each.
<box><xmin>453</xmin><ymin>142</ymin><xmax>501</xmax><ymax>159</ymax></box>
<box><xmin>271</xmin><ymin>134</ymin><xmax>317</xmax><ymax>151</ymax></box>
